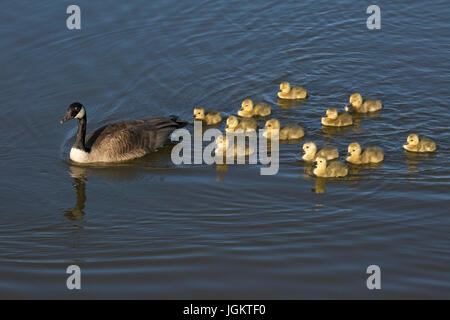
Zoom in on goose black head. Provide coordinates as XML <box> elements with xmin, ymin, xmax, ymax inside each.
<box><xmin>60</xmin><ymin>102</ymin><xmax>85</xmax><ymax>124</ymax></box>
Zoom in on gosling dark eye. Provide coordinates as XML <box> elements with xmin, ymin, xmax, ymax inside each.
<box><xmin>306</xmin><ymin>146</ymin><xmax>309</xmax><ymax>149</ymax></box>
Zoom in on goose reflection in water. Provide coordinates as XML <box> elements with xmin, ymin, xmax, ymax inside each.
<box><xmin>64</xmin><ymin>166</ymin><xmax>87</xmax><ymax>221</ymax></box>
<box><xmin>62</xmin><ymin>143</ymin><xmax>177</xmax><ymax>221</ymax></box>
<box><xmin>62</xmin><ymin>162</ymin><xmax>151</xmax><ymax>221</ymax></box>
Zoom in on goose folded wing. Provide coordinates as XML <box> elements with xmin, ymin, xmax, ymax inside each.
<box><xmin>90</xmin><ymin>121</ymin><xmax>181</xmax><ymax>161</ymax></box>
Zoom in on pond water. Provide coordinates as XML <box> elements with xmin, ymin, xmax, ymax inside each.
<box><xmin>0</xmin><ymin>0</ymin><xmax>449</xmax><ymax>298</ymax></box>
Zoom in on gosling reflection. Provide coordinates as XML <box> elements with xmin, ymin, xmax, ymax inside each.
<box><xmin>277</xmin><ymin>98</ymin><xmax>307</xmax><ymax>109</ymax></box>
<box><xmin>321</xmin><ymin>111</ymin><xmax>380</xmax><ymax>139</ymax></box>
<box><xmin>321</xmin><ymin>120</ymin><xmax>361</xmax><ymax>138</ymax></box>
<box><xmin>313</xmin><ymin>177</ymin><xmax>326</xmax><ymax>194</ymax></box>
<box><xmin>347</xmin><ymin>162</ymin><xmax>383</xmax><ymax>175</ymax></box>
<box><xmin>300</xmin><ymin>159</ymin><xmax>372</xmax><ymax>194</ymax></box>
<box><xmin>405</xmin><ymin>151</ymin><xmax>436</xmax><ymax>174</ymax></box>
<box><xmin>215</xmin><ymin>164</ymin><xmax>228</xmax><ymax>182</ymax></box>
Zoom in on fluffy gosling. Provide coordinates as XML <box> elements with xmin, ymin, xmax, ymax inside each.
<box><xmin>321</xmin><ymin>107</ymin><xmax>353</xmax><ymax>127</ymax></box>
<box><xmin>238</xmin><ymin>99</ymin><xmax>272</xmax><ymax>118</ymax></box>
<box><xmin>346</xmin><ymin>142</ymin><xmax>384</xmax><ymax>164</ymax></box>
<box><xmin>345</xmin><ymin>93</ymin><xmax>382</xmax><ymax>113</ymax></box>
<box><xmin>403</xmin><ymin>134</ymin><xmax>436</xmax><ymax>152</ymax></box>
<box><xmin>193</xmin><ymin>107</ymin><xmax>222</xmax><ymax>125</ymax></box>
<box><xmin>302</xmin><ymin>142</ymin><xmax>339</xmax><ymax>162</ymax></box>
<box><xmin>225</xmin><ymin>115</ymin><xmax>258</xmax><ymax>133</ymax></box>
<box><xmin>277</xmin><ymin>82</ymin><xmax>308</xmax><ymax>100</ymax></box>
<box><xmin>215</xmin><ymin>135</ymin><xmax>255</xmax><ymax>157</ymax></box>
<box><xmin>313</xmin><ymin>157</ymin><xmax>348</xmax><ymax>178</ymax></box>
<box><xmin>264</xmin><ymin>118</ymin><xmax>305</xmax><ymax>140</ymax></box>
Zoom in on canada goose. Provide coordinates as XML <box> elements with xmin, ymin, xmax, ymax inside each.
<box><xmin>313</xmin><ymin>157</ymin><xmax>348</xmax><ymax>178</ymax></box>
<box><xmin>277</xmin><ymin>82</ymin><xmax>308</xmax><ymax>99</ymax></box>
<box><xmin>214</xmin><ymin>135</ymin><xmax>255</xmax><ymax>158</ymax></box>
<box><xmin>302</xmin><ymin>142</ymin><xmax>339</xmax><ymax>162</ymax></box>
<box><xmin>238</xmin><ymin>99</ymin><xmax>272</xmax><ymax>118</ymax></box>
<box><xmin>321</xmin><ymin>108</ymin><xmax>353</xmax><ymax>127</ymax></box>
<box><xmin>264</xmin><ymin>118</ymin><xmax>305</xmax><ymax>140</ymax></box>
<box><xmin>193</xmin><ymin>107</ymin><xmax>222</xmax><ymax>125</ymax></box>
<box><xmin>345</xmin><ymin>93</ymin><xmax>382</xmax><ymax>113</ymax></box>
<box><xmin>403</xmin><ymin>134</ymin><xmax>436</xmax><ymax>152</ymax></box>
<box><xmin>60</xmin><ymin>102</ymin><xmax>187</xmax><ymax>163</ymax></box>
<box><xmin>225</xmin><ymin>115</ymin><xmax>258</xmax><ymax>132</ymax></box>
<box><xmin>346</xmin><ymin>142</ymin><xmax>384</xmax><ymax>164</ymax></box>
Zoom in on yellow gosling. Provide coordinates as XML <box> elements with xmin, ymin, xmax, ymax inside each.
<box><xmin>264</xmin><ymin>118</ymin><xmax>305</xmax><ymax>140</ymax></box>
<box><xmin>302</xmin><ymin>142</ymin><xmax>339</xmax><ymax>162</ymax></box>
<box><xmin>277</xmin><ymin>82</ymin><xmax>308</xmax><ymax>99</ymax></box>
<box><xmin>403</xmin><ymin>134</ymin><xmax>436</xmax><ymax>152</ymax></box>
<box><xmin>193</xmin><ymin>107</ymin><xmax>222</xmax><ymax>125</ymax></box>
<box><xmin>215</xmin><ymin>135</ymin><xmax>255</xmax><ymax>157</ymax></box>
<box><xmin>225</xmin><ymin>115</ymin><xmax>258</xmax><ymax>133</ymax></box>
<box><xmin>346</xmin><ymin>93</ymin><xmax>382</xmax><ymax>113</ymax></box>
<box><xmin>313</xmin><ymin>157</ymin><xmax>348</xmax><ymax>178</ymax></box>
<box><xmin>237</xmin><ymin>99</ymin><xmax>272</xmax><ymax>118</ymax></box>
<box><xmin>346</xmin><ymin>142</ymin><xmax>384</xmax><ymax>164</ymax></box>
<box><xmin>321</xmin><ymin>107</ymin><xmax>353</xmax><ymax>127</ymax></box>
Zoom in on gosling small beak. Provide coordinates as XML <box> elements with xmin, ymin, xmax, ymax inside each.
<box><xmin>346</xmin><ymin>153</ymin><xmax>352</xmax><ymax>157</ymax></box>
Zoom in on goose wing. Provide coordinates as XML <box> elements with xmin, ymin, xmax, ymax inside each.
<box><xmin>86</xmin><ymin>117</ymin><xmax>186</xmax><ymax>161</ymax></box>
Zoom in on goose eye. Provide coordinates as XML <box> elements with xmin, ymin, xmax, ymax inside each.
<box><xmin>306</xmin><ymin>146</ymin><xmax>309</xmax><ymax>149</ymax></box>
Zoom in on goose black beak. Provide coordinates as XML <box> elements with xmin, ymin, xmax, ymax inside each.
<box><xmin>60</xmin><ymin>114</ymin><xmax>72</xmax><ymax>124</ymax></box>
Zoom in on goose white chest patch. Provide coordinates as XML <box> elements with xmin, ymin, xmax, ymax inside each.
<box><xmin>70</xmin><ymin>148</ymin><xmax>89</xmax><ymax>163</ymax></box>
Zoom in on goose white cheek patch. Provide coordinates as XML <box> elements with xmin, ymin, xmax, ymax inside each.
<box><xmin>75</xmin><ymin>107</ymin><xmax>85</xmax><ymax>119</ymax></box>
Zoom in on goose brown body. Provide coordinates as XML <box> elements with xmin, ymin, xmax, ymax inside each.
<box><xmin>61</xmin><ymin>103</ymin><xmax>187</xmax><ymax>163</ymax></box>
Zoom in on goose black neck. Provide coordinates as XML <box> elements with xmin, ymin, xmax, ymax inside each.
<box><xmin>74</xmin><ymin>115</ymin><xmax>87</xmax><ymax>151</ymax></box>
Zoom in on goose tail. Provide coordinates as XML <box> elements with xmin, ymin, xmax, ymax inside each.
<box><xmin>169</xmin><ymin>115</ymin><xmax>188</xmax><ymax>128</ymax></box>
